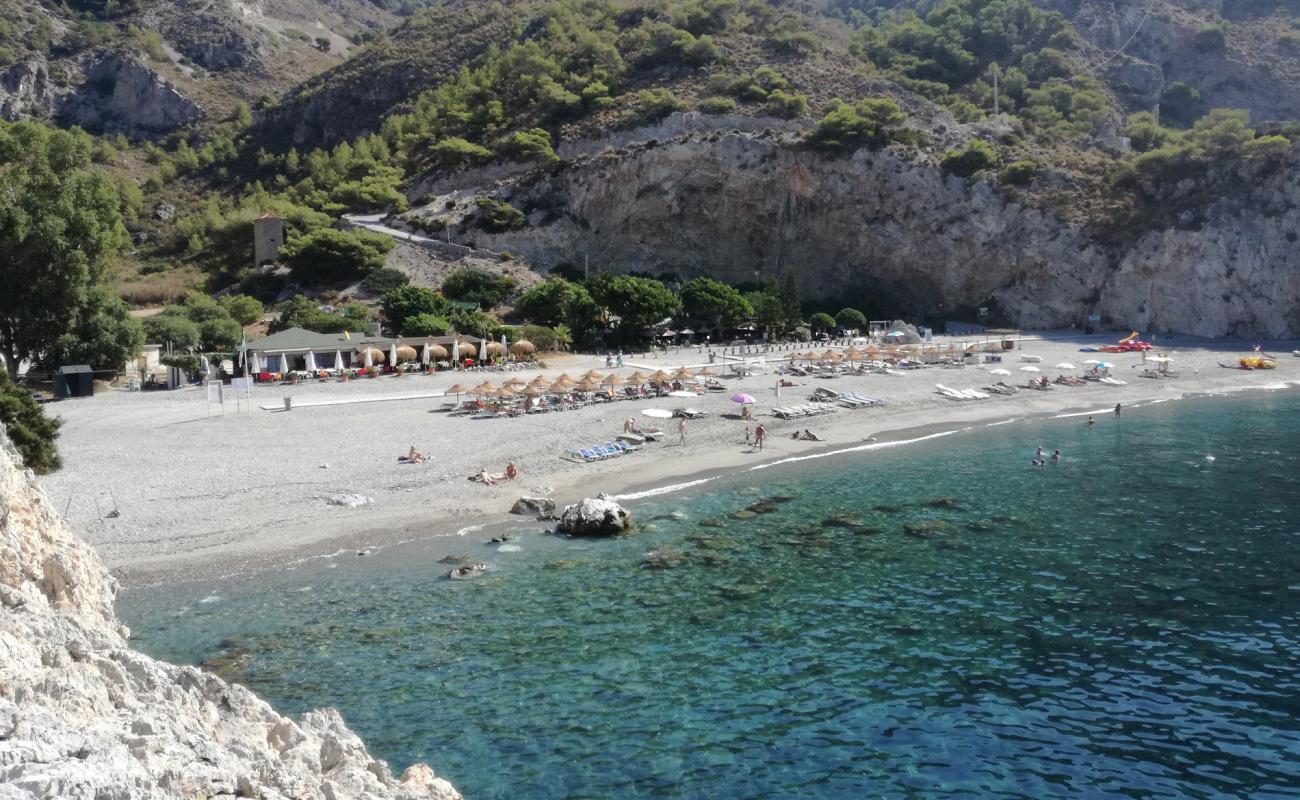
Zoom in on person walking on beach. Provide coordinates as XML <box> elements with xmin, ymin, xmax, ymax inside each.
<box><xmin>1114</xmin><ymin>403</ymin><xmax>1122</xmax><ymax>418</ymax></box>
<box><xmin>678</xmin><ymin>417</ymin><xmax>688</xmax><ymax>446</ymax></box>
<box><xmin>754</xmin><ymin>423</ymin><xmax>766</xmax><ymax>451</ymax></box>
<box><xmin>744</xmin><ymin>425</ymin><xmax>752</xmax><ymax>447</ymax></box>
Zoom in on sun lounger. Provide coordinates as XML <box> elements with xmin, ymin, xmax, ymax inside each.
<box><xmin>935</xmin><ymin>384</ymin><xmax>971</xmax><ymax>401</ymax></box>
<box><xmin>959</xmin><ymin>388</ymin><xmax>990</xmax><ymax>399</ymax></box>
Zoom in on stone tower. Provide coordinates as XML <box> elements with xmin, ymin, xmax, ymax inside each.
<box><xmin>253</xmin><ymin>212</ymin><xmax>284</xmax><ymax>266</ymax></box>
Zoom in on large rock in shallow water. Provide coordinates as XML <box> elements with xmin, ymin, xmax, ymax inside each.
<box><xmin>511</xmin><ymin>496</ymin><xmax>557</xmax><ymax>517</ymax></box>
<box><xmin>557</xmin><ymin>497</ymin><xmax>633</xmax><ymax>536</ymax></box>
<box><xmin>0</xmin><ymin>429</ymin><xmax>460</xmax><ymax>799</ymax></box>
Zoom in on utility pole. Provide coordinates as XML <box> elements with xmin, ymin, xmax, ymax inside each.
<box><xmin>992</xmin><ymin>63</ymin><xmax>1000</xmax><ymax>117</ymax></box>
<box><xmin>584</xmin><ymin>252</ymin><xmax>589</xmax><ymax>281</ymax></box>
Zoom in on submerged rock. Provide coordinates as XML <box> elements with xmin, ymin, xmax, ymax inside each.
<box><xmin>873</xmin><ymin>504</ymin><xmax>904</xmax><ymax>514</ymax></box>
<box><xmin>903</xmin><ymin>519</ymin><xmax>952</xmax><ymax>538</ymax></box>
<box><xmin>922</xmin><ymin>496</ymin><xmax>962</xmax><ymax>509</ymax></box>
<box><xmin>747</xmin><ymin>500</ymin><xmax>780</xmax><ymax>514</ymax></box>
<box><xmin>821</xmin><ymin>513</ymin><xmax>863</xmax><ymax>528</ymax></box>
<box><xmin>770</xmin><ymin>494</ymin><xmax>796</xmax><ymax>503</ymax></box>
<box><xmin>699</xmin><ymin>518</ymin><xmax>724</xmax><ymax>528</ymax></box>
<box><xmin>642</xmin><ymin>549</ymin><xmax>686</xmax><ymax>569</ymax></box>
<box><xmin>730</xmin><ymin>509</ymin><xmax>758</xmax><ymax>520</ymax></box>
<box><xmin>556</xmin><ymin>496</ymin><xmax>634</xmax><ymax>536</ymax></box>
<box><xmin>650</xmin><ymin>510</ymin><xmax>688</xmax><ymax>521</ymax></box>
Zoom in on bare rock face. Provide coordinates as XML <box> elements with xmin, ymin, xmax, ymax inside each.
<box><xmin>65</xmin><ymin>56</ymin><xmax>204</xmax><ymax>136</ymax></box>
<box><xmin>557</xmin><ymin>497</ymin><xmax>633</xmax><ymax>537</ymax></box>
<box><xmin>418</xmin><ymin>118</ymin><xmax>1300</xmax><ymax>338</ymax></box>
<box><xmin>0</xmin><ymin>59</ymin><xmax>58</xmax><ymax>121</ymax></box>
<box><xmin>0</xmin><ymin>429</ymin><xmax>460</xmax><ymax>800</ymax></box>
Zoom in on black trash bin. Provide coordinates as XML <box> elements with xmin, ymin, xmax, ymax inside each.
<box><xmin>53</xmin><ymin>365</ymin><xmax>95</xmax><ymax>399</ymax></box>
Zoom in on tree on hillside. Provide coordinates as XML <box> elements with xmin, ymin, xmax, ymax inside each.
<box><xmin>381</xmin><ymin>285</ymin><xmax>455</xmax><ymax>334</ymax></box>
<box><xmin>0</xmin><ymin>368</ymin><xmax>61</xmax><ymax>474</ymax></box>
<box><xmin>46</xmin><ymin>288</ymin><xmax>144</xmax><ymax>372</ymax></box>
<box><xmin>680</xmin><ymin>277</ymin><xmax>753</xmax><ymax>337</ymax></box>
<box><xmin>516</xmin><ymin>278</ymin><xmax>584</xmax><ymax>328</ymax></box>
<box><xmin>835</xmin><ymin>307</ymin><xmax>867</xmax><ymax>332</ymax></box>
<box><xmin>588</xmin><ymin>274</ymin><xmax>681</xmax><ymax>343</ymax></box>
<box><xmin>280</xmin><ymin>228</ymin><xmax>394</xmax><ymax>284</ymax></box>
<box><xmin>0</xmin><ymin>120</ymin><xmax>129</xmax><ymax>378</ymax></box>
<box><xmin>218</xmin><ymin>294</ymin><xmax>265</xmax><ymax>326</ymax></box>
<box><xmin>809</xmin><ymin>312</ymin><xmax>836</xmax><ymax>335</ymax></box>
<box><xmin>779</xmin><ymin>273</ymin><xmax>802</xmax><ymax>333</ymax></box>
<box><xmin>441</xmin><ymin>267</ymin><xmax>517</xmax><ymax>309</ymax></box>
<box><xmin>807</xmin><ymin>98</ymin><xmax>908</xmax><ymax>153</ymax></box>
<box><xmin>745</xmin><ymin>289</ymin><xmax>784</xmax><ymax>339</ymax></box>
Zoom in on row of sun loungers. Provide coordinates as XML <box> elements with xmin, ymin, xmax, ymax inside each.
<box><xmin>563</xmin><ymin>441</ymin><xmax>641</xmax><ymax>463</ymax></box>
<box><xmin>772</xmin><ymin>404</ymin><xmax>839</xmax><ymax>420</ymax></box>
<box><xmin>935</xmin><ymin>384</ymin><xmax>991</xmax><ymax>401</ymax></box>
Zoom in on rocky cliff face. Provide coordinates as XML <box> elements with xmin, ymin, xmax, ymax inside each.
<box><xmin>409</xmin><ymin>116</ymin><xmax>1300</xmax><ymax>337</ymax></box>
<box><xmin>0</xmin><ymin>429</ymin><xmax>461</xmax><ymax>799</ymax></box>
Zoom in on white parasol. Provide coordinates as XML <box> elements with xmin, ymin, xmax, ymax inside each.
<box><xmin>1055</xmin><ymin>362</ymin><xmax>1076</xmax><ymax>370</ymax></box>
<box><xmin>667</xmin><ymin>390</ymin><xmax>697</xmax><ymax>398</ymax></box>
<box><xmin>249</xmin><ymin>351</ymin><xmax>261</xmax><ymax>374</ymax></box>
<box><xmin>364</xmin><ymin>348</ymin><xmax>374</xmax><ymax>368</ymax></box>
<box><xmin>451</xmin><ymin>338</ymin><xmax>459</xmax><ymax>364</ymax></box>
<box><xmin>305</xmin><ymin>350</ymin><xmax>317</xmax><ymax>372</ymax></box>
<box><xmin>1019</xmin><ymin>366</ymin><xmax>1040</xmax><ymax>373</ymax></box>
<box><xmin>479</xmin><ymin>337</ymin><xmax>488</xmax><ymax>362</ymax></box>
<box><xmin>421</xmin><ymin>342</ymin><xmax>431</xmax><ymax>366</ymax></box>
<box><xmin>334</xmin><ymin>350</ymin><xmax>344</xmax><ymax>371</ymax></box>
<box><xmin>388</xmin><ymin>342</ymin><xmax>398</xmax><ymax>368</ymax></box>
<box><xmin>642</xmin><ymin>408</ymin><xmax>673</xmax><ymax>419</ymax></box>
<box><xmin>989</xmin><ymin>368</ymin><xmax>1010</xmax><ymax>376</ymax></box>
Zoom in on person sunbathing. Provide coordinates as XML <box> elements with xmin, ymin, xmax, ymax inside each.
<box><xmin>505</xmin><ymin>462</ymin><xmax>518</xmax><ymax>480</ymax></box>
<box><xmin>477</xmin><ymin>468</ymin><xmax>497</xmax><ymax>486</ymax></box>
<box><xmin>800</xmin><ymin>430</ymin><xmax>824</xmax><ymax>441</ymax></box>
<box><xmin>401</xmin><ymin>445</ymin><xmax>425</xmax><ymax>463</ymax></box>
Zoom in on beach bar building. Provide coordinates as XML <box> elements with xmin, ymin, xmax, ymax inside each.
<box><xmin>245</xmin><ymin>327</ymin><xmax>484</xmax><ymax>376</ymax></box>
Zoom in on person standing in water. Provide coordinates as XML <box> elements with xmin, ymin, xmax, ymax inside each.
<box><xmin>1114</xmin><ymin>403</ymin><xmax>1122</xmax><ymax>418</ymax></box>
<box><xmin>1086</xmin><ymin>416</ymin><xmax>1096</xmax><ymax>426</ymax></box>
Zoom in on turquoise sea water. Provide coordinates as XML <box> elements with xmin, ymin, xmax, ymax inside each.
<box><xmin>119</xmin><ymin>392</ymin><xmax>1300</xmax><ymax>799</ymax></box>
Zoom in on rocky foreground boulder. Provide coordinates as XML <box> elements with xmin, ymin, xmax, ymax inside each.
<box><xmin>0</xmin><ymin>429</ymin><xmax>460</xmax><ymax>800</ymax></box>
<box><xmin>556</xmin><ymin>497</ymin><xmax>633</xmax><ymax>537</ymax></box>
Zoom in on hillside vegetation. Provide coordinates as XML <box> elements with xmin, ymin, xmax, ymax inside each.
<box><xmin>5</xmin><ymin>0</ymin><xmax>1300</xmax><ymax>342</ymax></box>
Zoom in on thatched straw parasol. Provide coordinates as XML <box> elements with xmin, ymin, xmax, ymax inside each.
<box><xmin>696</xmin><ymin>367</ymin><xmax>717</xmax><ymax>376</ymax></box>
<box><xmin>601</xmin><ymin>374</ymin><xmax>625</xmax><ymax>385</ymax></box>
<box><xmin>457</xmin><ymin>342</ymin><xmax>478</xmax><ymax>358</ymax></box>
<box><xmin>486</xmin><ymin>342</ymin><xmax>506</xmax><ymax>356</ymax></box>
<box><xmin>556</xmin><ymin>373</ymin><xmax>576</xmax><ymax>384</ymax></box>
<box><xmin>527</xmin><ymin>375</ymin><xmax>550</xmax><ymax>387</ymax></box>
<box><xmin>674</xmin><ymin>367</ymin><xmax>695</xmax><ymax>379</ymax></box>
<box><xmin>395</xmin><ymin>345</ymin><xmax>419</xmax><ymax>363</ymax></box>
<box><xmin>547</xmin><ymin>381</ymin><xmax>569</xmax><ymax>394</ymax></box>
<box><xmin>627</xmin><ymin>375</ymin><xmax>648</xmax><ymax>386</ymax></box>
<box><xmin>472</xmin><ymin>381</ymin><xmax>497</xmax><ymax>395</ymax></box>
<box><xmin>652</xmin><ymin>369</ymin><xmax>674</xmax><ymax>383</ymax></box>
<box><xmin>504</xmin><ymin>376</ymin><xmax>527</xmax><ymax>387</ymax></box>
<box><xmin>802</xmin><ymin>351</ymin><xmax>820</xmax><ymax>361</ymax></box>
<box><xmin>581</xmin><ymin>369</ymin><xmax>602</xmax><ymax>380</ymax></box>
<box><xmin>821</xmin><ymin>350</ymin><xmax>839</xmax><ymax>361</ymax></box>
<box><xmin>444</xmin><ymin>383</ymin><xmax>472</xmax><ymax>401</ymax></box>
<box><xmin>357</xmin><ymin>347</ymin><xmax>386</xmax><ymax>364</ymax></box>
<box><xmin>576</xmin><ymin>379</ymin><xmax>601</xmax><ymax>392</ymax></box>
<box><xmin>429</xmin><ymin>344</ymin><xmax>449</xmax><ymax>359</ymax></box>
<box><xmin>511</xmin><ymin>340</ymin><xmax>536</xmax><ymax>355</ymax></box>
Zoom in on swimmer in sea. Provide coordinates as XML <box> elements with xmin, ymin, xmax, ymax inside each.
<box><xmin>1051</xmin><ymin>449</ymin><xmax>1061</xmax><ymax>462</ymax></box>
<box><xmin>1086</xmin><ymin>416</ymin><xmax>1096</xmax><ymax>426</ymax></box>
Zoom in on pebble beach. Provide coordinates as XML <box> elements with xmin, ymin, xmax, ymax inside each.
<box><xmin>41</xmin><ymin>332</ymin><xmax>1299</xmax><ymax>585</ymax></box>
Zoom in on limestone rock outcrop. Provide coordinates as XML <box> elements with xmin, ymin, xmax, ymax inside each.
<box><xmin>408</xmin><ymin>115</ymin><xmax>1300</xmax><ymax>338</ymax></box>
<box><xmin>61</xmin><ymin>56</ymin><xmax>204</xmax><ymax>136</ymax></box>
<box><xmin>557</xmin><ymin>497</ymin><xmax>633</xmax><ymax>537</ymax></box>
<box><xmin>0</xmin><ymin>429</ymin><xmax>460</xmax><ymax>799</ymax></box>
<box><xmin>510</xmin><ymin>497</ymin><xmax>557</xmax><ymax>518</ymax></box>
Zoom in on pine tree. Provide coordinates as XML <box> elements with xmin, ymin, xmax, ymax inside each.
<box><xmin>780</xmin><ymin>273</ymin><xmax>802</xmax><ymax>334</ymax></box>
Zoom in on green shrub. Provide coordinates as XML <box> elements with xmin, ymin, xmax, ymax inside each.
<box><xmin>699</xmin><ymin>96</ymin><xmax>738</xmax><ymax>114</ymax></box>
<box><xmin>1125</xmin><ymin>111</ymin><xmax>1177</xmax><ymax>152</ymax></box>
<box><xmin>473</xmin><ymin>197</ymin><xmax>526</xmax><ymax>232</ymax></box>
<box><xmin>1193</xmin><ymin>26</ymin><xmax>1227</xmax><ymax>54</ymax></box>
<box><xmin>1160</xmin><ymin>82</ymin><xmax>1203</xmax><ymax>129</ymax></box>
<box><xmin>361</xmin><ymin>268</ymin><xmax>410</xmax><ymax>295</ymax></box>
<box><xmin>941</xmin><ymin>139</ymin><xmax>1000</xmax><ymax>177</ymax></box>
<box><xmin>999</xmin><ymin>159</ymin><xmax>1037</xmax><ymax>185</ymax></box>
<box><xmin>403</xmin><ymin>313</ymin><xmax>453</xmax><ymax>336</ymax></box>
<box><xmin>807</xmin><ymin>98</ymin><xmax>908</xmax><ymax>153</ymax></box>
<box><xmin>768</xmin><ymin>30</ymin><xmax>818</xmax><ymax>56</ymax></box>
<box><xmin>1241</xmin><ymin>134</ymin><xmax>1291</xmax><ymax>160</ymax></box>
<box><xmin>499</xmin><ymin>128</ymin><xmax>558</xmax><ymax>164</ymax></box>
<box><xmin>218</xmin><ymin>294</ymin><xmax>264</xmax><ymax>325</ymax></box>
<box><xmin>280</xmin><ymin>228</ymin><xmax>394</xmax><ymax>284</ymax></box>
<box><xmin>428</xmin><ymin>137</ymin><xmax>494</xmax><ymax>167</ymax></box>
<box><xmin>629</xmin><ymin>88</ymin><xmax>687</xmax><ymax>125</ymax></box>
<box><xmin>518</xmin><ymin>324</ymin><xmax>571</xmax><ymax>352</ymax></box>
<box><xmin>765</xmin><ymin>90</ymin><xmax>808</xmax><ymax>119</ymax></box>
